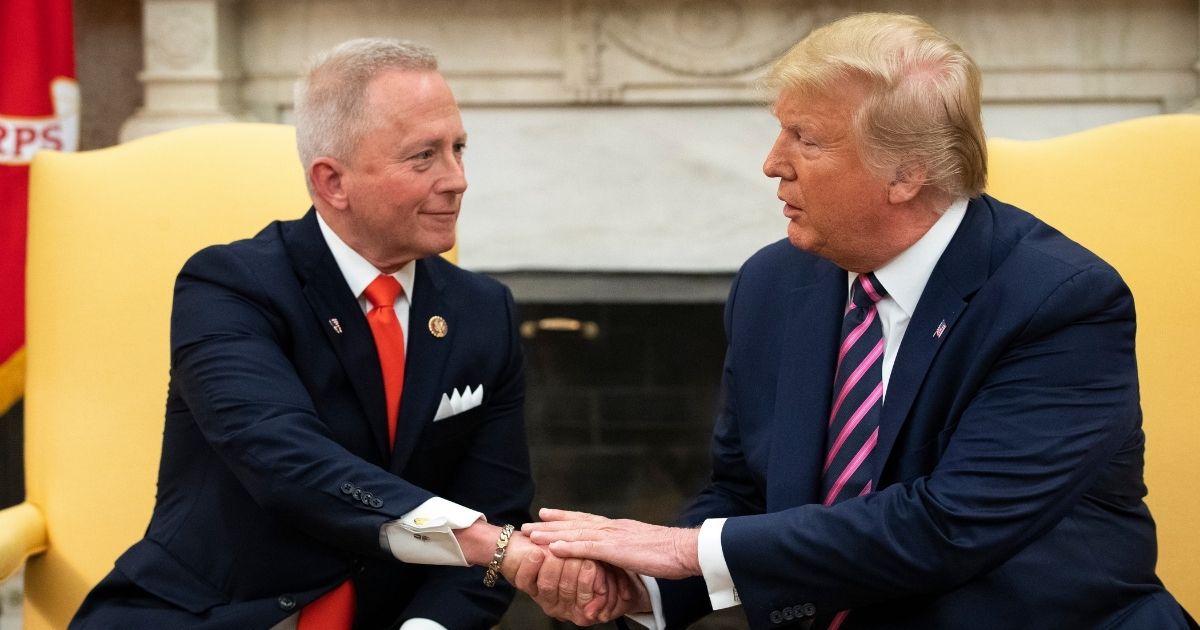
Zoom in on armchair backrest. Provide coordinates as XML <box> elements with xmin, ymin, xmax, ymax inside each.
<box><xmin>986</xmin><ymin>113</ymin><xmax>1200</xmax><ymax>614</ymax></box>
<box><xmin>22</xmin><ymin>123</ymin><xmax>312</xmax><ymax>629</ymax></box>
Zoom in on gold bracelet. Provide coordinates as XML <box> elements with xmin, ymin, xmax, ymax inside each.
<box><xmin>483</xmin><ymin>524</ymin><xmax>515</xmax><ymax>587</ymax></box>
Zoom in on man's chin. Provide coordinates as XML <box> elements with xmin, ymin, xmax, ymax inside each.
<box><xmin>786</xmin><ymin>224</ymin><xmax>815</xmax><ymax>252</ymax></box>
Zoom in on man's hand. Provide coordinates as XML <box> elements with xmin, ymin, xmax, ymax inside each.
<box><xmin>501</xmin><ymin>532</ymin><xmax>647</xmax><ymax>624</ymax></box>
<box><xmin>523</xmin><ymin>508</ymin><xmax>703</xmax><ymax>580</ymax></box>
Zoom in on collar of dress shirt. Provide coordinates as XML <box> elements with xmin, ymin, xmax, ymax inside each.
<box><xmin>315</xmin><ymin>210</ymin><xmax>416</xmax><ymax>311</ymax></box>
<box><xmin>851</xmin><ymin>197</ymin><xmax>968</xmax><ymax>317</ymax></box>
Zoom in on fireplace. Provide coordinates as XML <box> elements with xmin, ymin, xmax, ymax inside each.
<box><xmin>494</xmin><ymin>271</ymin><xmax>748</xmax><ymax>629</ymax></box>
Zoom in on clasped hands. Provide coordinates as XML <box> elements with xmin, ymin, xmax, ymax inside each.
<box><xmin>500</xmin><ymin>508</ymin><xmax>703</xmax><ymax>625</ymax></box>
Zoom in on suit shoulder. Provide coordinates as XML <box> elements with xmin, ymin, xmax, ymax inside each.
<box><xmin>737</xmin><ymin>238</ymin><xmax>828</xmax><ymax>286</ymax></box>
<box><xmin>422</xmin><ymin>255</ymin><xmax>512</xmax><ymax>301</ymax></box>
<box><xmin>178</xmin><ymin>220</ymin><xmax>290</xmax><ymax>282</ymax></box>
<box><xmin>985</xmin><ymin>196</ymin><xmax>1124</xmax><ymax>286</ymax></box>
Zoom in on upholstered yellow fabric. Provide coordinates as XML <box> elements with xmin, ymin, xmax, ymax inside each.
<box><xmin>988</xmin><ymin>113</ymin><xmax>1200</xmax><ymax>614</ymax></box>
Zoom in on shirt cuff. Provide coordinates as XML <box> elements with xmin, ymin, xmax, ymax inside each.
<box><xmin>380</xmin><ymin>497</ymin><xmax>483</xmax><ymax>566</ymax></box>
<box><xmin>626</xmin><ymin>574</ymin><xmax>667</xmax><ymax>630</ymax></box>
<box><xmin>398</xmin><ymin>619</ymin><xmax>448</xmax><ymax>630</ymax></box>
<box><xmin>698</xmin><ymin>518</ymin><xmax>740</xmax><ymax>610</ymax></box>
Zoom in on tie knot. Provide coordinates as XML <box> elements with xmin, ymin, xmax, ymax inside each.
<box><xmin>851</xmin><ymin>272</ymin><xmax>887</xmax><ymax>309</ymax></box>
<box><xmin>364</xmin><ymin>274</ymin><xmax>402</xmax><ymax>310</ymax></box>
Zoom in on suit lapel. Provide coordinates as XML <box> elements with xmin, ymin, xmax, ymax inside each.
<box><xmin>766</xmin><ymin>262</ymin><xmax>846</xmax><ymax>509</ymax></box>
<box><xmin>285</xmin><ymin>209</ymin><xmax>391</xmax><ymax>461</ymax></box>
<box><xmin>875</xmin><ymin>198</ymin><xmax>993</xmax><ymax>477</ymax></box>
<box><xmin>389</xmin><ymin>258</ymin><xmax>457</xmax><ymax>473</ymax></box>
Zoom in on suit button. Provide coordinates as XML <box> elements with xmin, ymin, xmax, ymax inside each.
<box><xmin>360</xmin><ymin>492</ymin><xmax>373</xmax><ymax>505</ymax></box>
<box><xmin>770</xmin><ymin>610</ymin><xmax>783</xmax><ymax>624</ymax></box>
<box><xmin>370</xmin><ymin>497</ymin><xmax>384</xmax><ymax>508</ymax></box>
<box><xmin>340</xmin><ymin>483</ymin><xmax>354</xmax><ymax>495</ymax></box>
<box><xmin>278</xmin><ymin>594</ymin><xmax>296</xmax><ymax>610</ymax></box>
<box><xmin>801</xmin><ymin>603</ymin><xmax>816</xmax><ymax>617</ymax></box>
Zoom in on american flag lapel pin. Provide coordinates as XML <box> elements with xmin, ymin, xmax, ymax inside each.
<box><xmin>933</xmin><ymin>320</ymin><xmax>947</xmax><ymax>339</ymax></box>
<box><xmin>329</xmin><ymin>318</ymin><xmax>343</xmax><ymax>334</ymax></box>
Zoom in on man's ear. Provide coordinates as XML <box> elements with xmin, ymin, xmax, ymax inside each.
<box><xmin>310</xmin><ymin>157</ymin><xmax>350</xmax><ymax>210</ymax></box>
<box><xmin>887</xmin><ymin>163</ymin><xmax>927</xmax><ymax>204</ymax></box>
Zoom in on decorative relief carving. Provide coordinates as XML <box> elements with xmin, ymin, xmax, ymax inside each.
<box><xmin>145</xmin><ymin>3</ymin><xmax>213</xmax><ymax>72</ymax></box>
<box><xmin>601</xmin><ymin>0</ymin><xmax>810</xmax><ymax>77</ymax></box>
<box><xmin>565</xmin><ymin>0</ymin><xmax>621</xmax><ymax>103</ymax></box>
<box><xmin>674</xmin><ymin>0</ymin><xmax>743</xmax><ymax>49</ymax></box>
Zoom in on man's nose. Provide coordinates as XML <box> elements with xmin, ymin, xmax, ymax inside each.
<box><xmin>763</xmin><ymin>137</ymin><xmax>794</xmax><ymax>180</ymax></box>
<box><xmin>438</xmin><ymin>154</ymin><xmax>468</xmax><ymax>194</ymax></box>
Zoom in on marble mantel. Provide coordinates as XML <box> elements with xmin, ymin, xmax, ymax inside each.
<box><xmin>121</xmin><ymin>0</ymin><xmax>1200</xmax><ymax>272</ymax></box>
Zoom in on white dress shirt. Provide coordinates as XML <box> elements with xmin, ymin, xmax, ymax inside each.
<box><xmin>631</xmin><ymin>198</ymin><xmax>968</xmax><ymax>629</ymax></box>
<box><xmin>310</xmin><ymin>213</ymin><xmax>484</xmax><ymax>630</ymax></box>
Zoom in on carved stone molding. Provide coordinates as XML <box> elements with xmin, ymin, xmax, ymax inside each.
<box><xmin>143</xmin><ymin>2</ymin><xmax>213</xmax><ymax>72</ymax></box>
<box><xmin>121</xmin><ymin>0</ymin><xmax>248</xmax><ymax>142</ymax></box>
<box><xmin>601</xmin><ymin>0</ymin><xmax>808</xmax><ymax>77</ymax></box>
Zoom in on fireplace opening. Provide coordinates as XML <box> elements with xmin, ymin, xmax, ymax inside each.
<box><xmin>492</xmin><ymin>272</ymin><xmax>748</xmax><ymax>629</ymax></box>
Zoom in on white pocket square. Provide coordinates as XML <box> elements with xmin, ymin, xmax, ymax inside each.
<box><xmin>433</xmin><ymin>384</ymin><xmax>484</xmax><ymax>422</ymax></box>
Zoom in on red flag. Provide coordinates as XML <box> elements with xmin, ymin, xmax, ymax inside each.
<box><xmin>0</xmin><ymin>0</ymin><xmax>77</xmax><ymax>413</ymax></box>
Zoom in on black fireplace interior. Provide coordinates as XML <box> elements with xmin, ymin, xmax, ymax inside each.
<box><xmin>497</xmin><ymin>273</ymin><xmax>749</xmax><ymax>628</ymax></box>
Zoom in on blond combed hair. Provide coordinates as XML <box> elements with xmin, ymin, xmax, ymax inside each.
<box><xmin>294</xmin><ymin>38</ymin><xmax>438</xmax><ymax>181</ymax></box>
<box><xmin>767</xmin><ymin>13</ymin><xmax>987</xmax><ymax>198</ymax></box>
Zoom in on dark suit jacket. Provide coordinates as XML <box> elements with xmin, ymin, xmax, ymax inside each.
<box><xmin>72</xmin><ymin>209</ymin><xmax>533</xmax><ymax>629</ymax></box>
<box><xmin>656</xmin><ymin>196</ymin><xmax>1189</xmax><ymax>629</ymax></box>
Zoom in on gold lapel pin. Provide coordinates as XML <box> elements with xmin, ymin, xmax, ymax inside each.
<box><xmin>428</xmin><ymin>315</ymin><xmax>448</xmax><ymax>338</ymax></box>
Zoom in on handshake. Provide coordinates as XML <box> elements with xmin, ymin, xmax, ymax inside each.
<box><xmin>490</xmin><ymin>508</ymin><xmax>705</xmax><ymax>625</ymax></box>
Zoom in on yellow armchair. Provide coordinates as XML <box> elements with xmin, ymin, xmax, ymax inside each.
<box><xmin>987</xmin><ymin>114</ymin><xmax>1200</xmax><ymax>614</ymax></box>
<box><xmin>0</xmin><ymin>115</ymin><xmax>1195</xmax><ymax>627</ymax></box>
<box><xmin>4</xmin><ymin>123</ymin><xmax>313</xmax><ymax>629</ymax></box>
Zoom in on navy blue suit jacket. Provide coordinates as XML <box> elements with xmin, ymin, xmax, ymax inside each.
<box><xmin>72</xmin><ymin>209</ymin><xmax>533</xmax><ymax>629</ymax></box>
<box><xmin>656</xmin><ymin>196</ymin><xmax>1189</xmax><ymax>629</ymax></box>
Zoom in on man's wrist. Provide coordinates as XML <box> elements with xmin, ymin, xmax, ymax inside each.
<box><xmin>454</xmin><ymin>518</ymin><xmax>501</xmax><ymax>566</ymax></box>
<box><xmin>483</xmin><ymin>524</ymin><xmax>516</xmax><ymax>587</ymax></box>
<box><xmin>675</xmin><ymin>526</ymin><xmax>703</xmax><ymax>577</ymax></box>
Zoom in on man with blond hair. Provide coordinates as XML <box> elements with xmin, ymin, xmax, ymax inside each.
<box><xmin>71</xmin><ymin>38</ymin><xmax>628</xmax><ymax>629</ymax></box>
<box><xmin>527</xmin><ymin>13</ymin><xmax>1193</xmax><ymax>629</ymax></box>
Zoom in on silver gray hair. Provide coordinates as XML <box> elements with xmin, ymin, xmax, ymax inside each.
<box><xmin>294</xmin><ymin>38</ymin><xmax>438</xmax><ymax>177</ymax></box>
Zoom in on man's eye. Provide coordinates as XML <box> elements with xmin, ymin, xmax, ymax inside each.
<box><xmin>453</xmin><ymin>142</ymin><xmax>466</xmax><ymax>154</ymax></box>
<box><xmin>413</xmin><ymin>150</ymin><xmax>435</xmax><ymax>160</ymax></box>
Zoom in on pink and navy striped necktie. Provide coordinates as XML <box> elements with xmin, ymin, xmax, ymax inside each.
<box><xmin>821</xmin><ymin>272</ymin><xmax>887</xmax><ymax>507</ymax></box>
<box><xmin>823</xmin><ymin>272</ymin><xmax>887</xmax><ymax>630</ymax></box>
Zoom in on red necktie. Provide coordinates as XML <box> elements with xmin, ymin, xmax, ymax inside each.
<box><xmin>363</xmin><ymin>274</ymin><xmax>406</xmax><ymax>447</ymax></box>
<box><xmin>298</xmin><ymin>274</ymin><xmax>406</xmax><ymax>630</ymax></box>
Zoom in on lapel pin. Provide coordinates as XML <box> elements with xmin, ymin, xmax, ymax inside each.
<box><xmin>329</xmin><ymin>318</ymin><xmax>343</xmax><ymax>334</ymax></box>
<box><xmin>933</xmin><ymin>320</ymin><xmax>947</xmax><ymax>339</ymax></box>
<box><xmin>428</xmin><ymin>315</ymin><xmax>448</xmax><ymax>338</ymax></box>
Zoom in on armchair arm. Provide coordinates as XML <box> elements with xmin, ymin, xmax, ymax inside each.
<box><xmin>0</xmin><ymin>501</ymin><xmax>48</xmax><ymax>581</ymax></box>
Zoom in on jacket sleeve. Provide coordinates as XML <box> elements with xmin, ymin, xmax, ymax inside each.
<box><xmin>171</xmin><ymin>245</ymin><xmax>437</xmax><ymax>559</ymax></box>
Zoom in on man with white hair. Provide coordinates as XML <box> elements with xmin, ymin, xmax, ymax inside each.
<box><xmin>527</xmin><ymin>13</ymin><xmax>1194</xmax><ymax>629</ymax></box>
<box><xmin>71</xmin><ymin>39</ymin><xmax>626</xmax><ymax>629</ymax></box>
